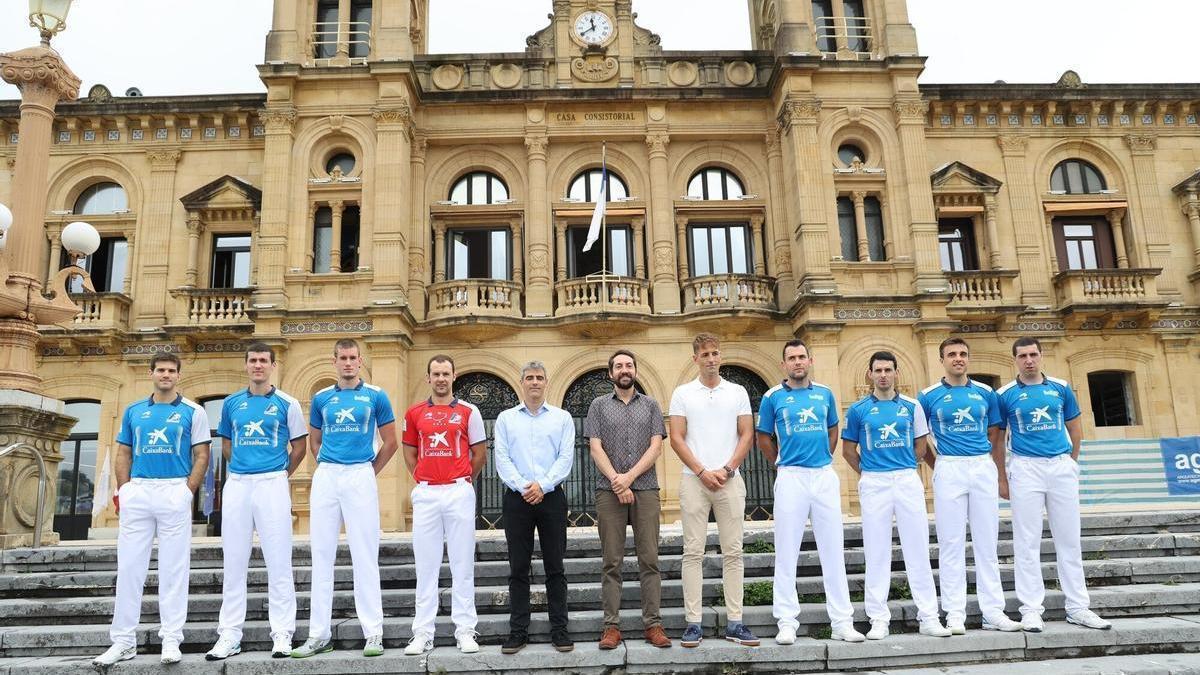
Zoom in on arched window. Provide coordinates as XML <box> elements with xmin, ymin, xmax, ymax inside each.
<box><xmin>449</xmin><ymin>171</ymin><xmax>509</xmax><ymax>205</ymax></box>
<box><xmin>568</xmin><ymin>168</ymin><xmax>629</xmax><ymax>201</ymax></box>
<box><xmin>1051</xmin><ymin>159</ymin><xmax>1107</xmax><ymax>195</ymax></box>
<box><xmin>687</xmin><ymin>167</ymin><xmax>745</xmax><ymax>200</ymax></box>
<box><xmin>74</xmin><ymin>182</ymin><xmax>128</xmax><ymax>215</ymax></box>
<box><xmin>454</xmin><ymin>372</ymin><xmax>519</xmax><ymax>529</ymax></box>
<box><xmin>54</xmin><ymin>400</ymin><xmax>101</xmax><ymax>540</ymax></box>
<box><xmin>718</xmin><ymin>365</ymin><xmax>774</xmax><ymax>520</ymax></box>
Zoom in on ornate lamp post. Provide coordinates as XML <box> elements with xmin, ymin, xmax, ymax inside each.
<box><xmin>0</xmin><ymin>0</ymin><xmax>101</xmax><ymax>548</ymax></box>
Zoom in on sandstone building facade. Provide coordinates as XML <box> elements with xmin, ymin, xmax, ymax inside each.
<box><xmin>2</xmin><ymin>0</ymin><xmax>1198</xmax><ymax>537</ymax></box>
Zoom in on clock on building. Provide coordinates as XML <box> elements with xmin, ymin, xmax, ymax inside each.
<box><xmin>573</xmin><ymin>10</ymin><xmax>614</xmax><ymax>46</ymax></box>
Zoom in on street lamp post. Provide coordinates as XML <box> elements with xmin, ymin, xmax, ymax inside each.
<box><xmin>0</xmin><ymin>0</ymin><xmax>101</xmax><ymax>548</ymax></box>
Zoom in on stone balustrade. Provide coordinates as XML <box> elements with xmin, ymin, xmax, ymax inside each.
<box><xmin>176</xmin><ymin>288</ymin><xmax>253</xmax><ymax>325</ymax></box>
<box><xmin>67</xmin><ymin>292</ymin><xmax>131</xmax><ymax>331</ymax></box>
<box><xmin>555</xmin><ymin>275</ymin><xmax>650</xmax><ymax>316</ymax></box>
<box><xmin>1053</xmin><ymin>268</ymin><xmax>1162</xmax><ymax>306</ymax></box>
<box><xmin>945</xmin><ymin>270</ymin><xmax>1020</xmax><ymax>305</ymax></box>
<box><xmin>682</xmin><ymin>274</ymin><xmax>776</xmax><ymax>312</ymax></box>
<box><xmin>427</xmin><ymin>279</ymin><xmax>523</xmax><ymax>320</ymax></box>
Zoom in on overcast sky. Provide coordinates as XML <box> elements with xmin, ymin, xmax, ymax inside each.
<box><xmin>1</xmin><ymin>1</ymin><xmax>1196</xmax><ymax>99</ymax></box>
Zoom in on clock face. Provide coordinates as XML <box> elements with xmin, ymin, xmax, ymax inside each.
<box><xmin>574</xmin><ymin>10</ymin><xmax>614</xmax><ymax>45</ymax></box>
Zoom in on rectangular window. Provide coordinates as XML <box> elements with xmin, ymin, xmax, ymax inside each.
<box><xmin>314</xmin><ymin>0</ymin><xmax>339</xmax><ymax>59</ymax></box>
<box><xmin>312</xmin><ymin>206</ymin><xmax>333</xmax><ymax>273</ymax></box>
<box><xmin>864</xmin><ymin>196</ymin><xmax>886</xmax><ymax>261</ymax></box>
<box><xmin>568</xmin><ymin>225</ymin><xmax>633</xmax><ymax>277</ymax></box>
<box><xmin>210</xmin><ymin>234</ymin><xmax>251</xmax><ymax>288</ymax></box>
<box><xmin>1088</xmin><ymin>371</ymin><xmax>1136</xmax><ymax>427</ymax></box>
<box><xmin>65</xmin><ymin>237</ymin><xmax>127</xmax><ymax>293</ymax></box>
<box><xmin>349</xmin><ymin>0</ymin><xmax>372</xmax><ymax>59</ymax></box>
<box><xmin>341</xmin><ymin>205</ymin><xmax>360</xmax><ymax>272</ymax></box>
<box><xmin>1054</xmin><ymin>217</ymin><xmax>1115</xmax><ymax>271</ymax></box>
<box><xmin>448</xmin><ymin>228</ymin><xmax>510</xmax><ymax>280</ymax></box>
<box><xmin>843</xmin><ymin>0</ymin><xmax>868</xmax><ymax>52</ymax></box>
<box><xmin>938</xmin><ymin>218</ymin><xmax>978</xmax><ymax>272</ymax></box>
<box><xmin>836</xmin><ymin>196</ymin><xmax>857</xmax><ymax>261</ymax></box>
<box><xmin>689</xmin><ymin>224</ymin><xmax>751</xmax><ymax>277</ymax></box>
<box><xmin>811</xmin><ymin>0</ymin><xmax>836</xmax><ymax>52</ymax></box>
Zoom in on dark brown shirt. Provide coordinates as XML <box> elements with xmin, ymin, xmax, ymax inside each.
<box><xmin>583</xmin><ymin>391</ymin><xmax>665</xmax><ymax>491</ymax></box>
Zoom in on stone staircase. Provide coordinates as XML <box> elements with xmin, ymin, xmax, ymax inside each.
<box><xmin>0</xmin><ymin>509</ymin><xmax>1198</xmax><ymax>673</ymax></box>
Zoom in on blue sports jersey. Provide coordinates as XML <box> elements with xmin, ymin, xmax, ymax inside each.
<box><xmin>918</xmin><ymin>379</ymin><xmax>1001</xmax><ymax>457</ymax></box>
<box><xmin>996</xmin><ymin>375</ymin><xmax>1080</xmax><ymax>457</ymax></box>
<box><xmin>756</xmin><ymin>380</ymin><xmax>839</xmax><ymax>468</ymax></box>
<box><xmin>309</xmin><ymin>380</ymin><xmax>396</xmax><ymax>465</ymax></box>
<box><xmin>116</xmin><ymin>394</ymin><xmax>211</xmax><ymax>479</ymax></box>
<box><xmin>216</xmin><ymin>387</ymin><xmax>307</xmax><ymax>475</ymax></box>
<box><xmin>842</xmin><ymin>393</ymin><xmax>929</xmax><ymax>472</ymax></box>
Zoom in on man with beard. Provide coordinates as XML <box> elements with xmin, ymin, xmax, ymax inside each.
<box><xmin>918</xmin><ymin>337</ymin><xmax>1021</xmax><ymax>634</ymax></box>
<box><xmin>757</xmin><ymin>339</ymin><xmax>865</xmax><ymax>645</ymax></box>
<box><xmin>292</xmin><ymin>339</ymin><xmax>398</xmax><ymax>659</ymax></box>
<box><xmin>494</xmin><ymin>361</ymin><xmax>575</xmax><ymax>654</ymax></box>
<box><xmin>584</xmin><ymin>349</ymin><xmax>672</xmax><ymax>649</ymax></box>
<box><xmin>93</xmin><ymin>353</ymin><xmax>211</xmax><ymax>668</ymax></box>
<box><xmin>402</xmin><ymin>354</ymin><xmax>487</xmax><ymax>655</ymax></box>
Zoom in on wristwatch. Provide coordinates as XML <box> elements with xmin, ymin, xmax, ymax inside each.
<box><xmin>723</xmin><ymin>465</ymin><xmax>735</xmax><ymax>478</ymax></box>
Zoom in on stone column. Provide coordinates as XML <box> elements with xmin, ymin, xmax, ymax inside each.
<box><xmin>432</xmin><ymin>222</ymin><xmax>446</xmax><ymax>283</ymax></box>
<box><xmin>764</xmin><ymin>129</ymin><xmax>795</xmax><ymax>300</ymax></box>
<box><xmin>329</xmin><ymin>199</ymin><xmax>344</xmax><ymax>273</ymax></box>
<box><xmin>254</xmin><ymin>107</ymin><xmax>297</xmax><ymax>308</ymax></box>
<box><xmin>407</xmin><ymin>135</ymin><xmax>428</xmax><ymax>317</ymax></box>
<box><xmin>675</xmin><ymin>216</ymin><xmax>690</xmax><ymax>279</ymax></box>
<box><xmin>371</xmin><ymin>104</ymin><xmax>413</xmax><ymax>304</ymax></box>
<box><xmin>778</xmin><ymin>99</ymin><xmax>833</xmax><ymax>290</ymax></box>
<box><xmin>524</xmin><ymin>134</ymin><xmax>553</xmax><ymax>315</ymax></box>
<box><xmin>44</xmin><ymin>226</ymin><xmax>62</xmax><ymax>286</ymax></box>
<box><xmin>750</xmin><ymin>215</ymin><xmax>766</xmax><ymax>275</ymax></box>
<box><xmin>304</xmin><ymin>202</ymin><xmax>319</xmax><ymax>272</ymax></box>
<box><xmin>249</xmin><ymin>215</ymin><xmax>261</xmax><ymax>287</ymax></box>
<box><xmin>1108</xmin><ymin>209</ymin><xmax>1129</xmax><ymax>268</ymax></box>
<box><xmin>851</xmin><ymin>191</ymin><xmax>869</xmax><ymax>261</ymax></box>
<box><xmin>973</xmin><ymin>214</ymin><xmax>992</xmax><ymax>271</ymax></box>
<box><xmin>554</xmin><ymin>219</ymin><xmax>568</xmax><ymax>283</ymax></box>
<box><xmin>997</xmin><ymin>134</ymin><xmax>1052</xmax><ymax>304</ymax></box>
<box><xmin>983</xmin><ymin>193</ymin><xmax>1003</xmax><ymax>269</ymax></box>
<box><xmin>645</xmin><ymin>133</ymin><xmax>681</xmax><ymax>312</ymax></box>
<box><xmin>1185</xmin><ymin>197</ymin><xmax>1200</xmax><ymax>270</ymax></box>
<box><xmin>1125</xmin><ymin>134</ymin><xmax>1174</xmax><ymax>291</ymax></box>
<box><xmin>893</xmin><ymin>100</ymin><xmax>942</xmax><ymax>291</ymax></box>
<box><xmin>1044</xmin><ymin>211</ymin><xmax>1060</xmax><ymax>274</ymax></box>
<box><xmin>631</xmin><ymin>216</ymin><xmax>646</xmax><ymax>278</ymax></box>
<box><xmin>184</xmin><ymin>213</ymin><xmax>204</xmax><ymax>287</ymax></box>
<box><xmin>510</xmin><ymin>217</ymin><xmax>524</xmax><ymax>285</ymax></box>
<box><xmin>136</xmin><ymin>149</ymin><xmax>182</xmax><ymax>327</ymax></box>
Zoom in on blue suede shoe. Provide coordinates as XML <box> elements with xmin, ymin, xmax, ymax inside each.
<box><xmin>681</xmin><ymin>623</ymin><xmax>703</xmax><ymax>648</ymax></box>
<box><xmin>725</xmin><ymin>622</ymin><xmax>760</xmax><ymax>646</ymax></box>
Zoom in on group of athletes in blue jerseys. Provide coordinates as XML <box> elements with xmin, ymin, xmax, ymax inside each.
<box><xmin>92</xmin><ymin>333</ymin><xmax>1110</xmax><ymax>667</ymax></box>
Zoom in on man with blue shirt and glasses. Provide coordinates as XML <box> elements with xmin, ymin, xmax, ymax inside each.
<box><xmin>842</xmin><ymin>351</ymin><xmax>950</xmax><ymax>641</ymax></box>
<box><xmin>919</xmin><ymin>338</ymin><xmax>1022</xmax><ymax>634</ymax></box>
<box><xmin>292</xmin><ymin>338</ymin><xmax>399</xmax><ymax>659</ymax></box>
<box><xmin>493</xmin><ymin>361</ymin><xmax>575</xmax><ymax>655</ymax></box>
<box><xmin>757</xmin><ymin>339</ymin><xmax>865</xmax><ymax>645</ymax></box>
<box><xmin>93</xmin><ymin>352</ymin><xmax>211</xmax><ymax>668</ymax></box>
<box><xmin>996</xmin><ymin>337</ymin><xmax>1111</xmax><ymax>632</ymax></box>
<box><xmin>206</xmin><ymin>342</ymin><xmax>309</xmax><ymax>661</ymax></box>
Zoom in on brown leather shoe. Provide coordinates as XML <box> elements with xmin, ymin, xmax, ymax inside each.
<box><xmin>644</xmin><ymin>625</ymin><xmax>672</xmax><ymax>648</ymax></box>
<box><xmin>598</xmin><ymin>626</ymin><xmax>622</xmax><ymax>650</ymax></box>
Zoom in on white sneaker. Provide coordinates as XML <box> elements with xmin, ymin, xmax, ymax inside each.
<box><xmin>866</xmin><ymin>621</ymin><xmax>889</xmax><ymax>640</ymax></box>
<box><xmin>1066</xmin><ymin>609</ymin><xmax>1112</xmax><ymax>630</ymax></box>
<box><xmin>919</xmin><ymin>620</ymin><xmax>952</xmax><ymax>637</ymax></box>
<box><xmin>775</xmin><ymin>625</ymin><xmax>797</xmax><ymax>645</ymax></box>
<box><xmin>93</xmin><ymin>644</ymin><xmax>136</xmax><ymax>667</ymax></box>
<box><xmin>160</xmin><ymin>640</ymin><xmax>182</xmax><ymax>664</ymax></box>
<box><xmin>982</xmin><ymin>615</ymin><xmax>1023</xmax><ymax>632</ymax></box>
<box><xmin>271</xmin><ymin>632</ymin><xmax>293</xmax><ymax>658</ymax></box>
<box><xmin>1021</xmin><ymin>613</ymin><xmax>1044</xmax><ymax>633</ymax></box>
<box><xmin>205</xmin><ymin>634</ymin><xmax>241</xmax><ymax>661</ymax></box>
<box><xmin>456</xmin><ymin>630</ymin><xmax>479</xmax><ymax>654</ymax></box>
<box><xmin>947</xmin><ymin>620</ymin><xmax>966</xmax><ymax>635</ymax></box>
<box><xmin>363</xmin><ymin>634</ymin><xmax>384</xmax><ymax>657</ymax></box>
<box><xmin>404</xmin><ymin>634</ymin><xmax>433</xmax><ymax>656</ymax></box>
<box><xmin>830</xmin><ymin>624</ymin><xmax>866</xmax><ymax>643</ymax></box>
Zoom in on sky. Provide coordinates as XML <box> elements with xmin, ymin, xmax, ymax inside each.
<box><xmin>0</xmin><ymin>1</ymin><xmax>1197</xmax><ymax>99</ymax></box>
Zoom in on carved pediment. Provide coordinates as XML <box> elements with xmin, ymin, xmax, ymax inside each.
<box><xmin>931</xmin><ymin>161</ymin><xmax>1002</xmax><ymax>194</ymax></box>
<box><xmin>1171</xmin><ymin>168</ymin><xmax>1200</xmax><ymax>196</ymax></box>
<box><xmin>180</xmin><ymin>175</ymin><xmax>263</xmax><ymax>214</ymax></box>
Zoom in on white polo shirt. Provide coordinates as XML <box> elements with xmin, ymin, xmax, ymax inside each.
<box><xmin>668</xmin><ymin>377</ymin><xmax>752</xmax><ymax>475</ymax></box>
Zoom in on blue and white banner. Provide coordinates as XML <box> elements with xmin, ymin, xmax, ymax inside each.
<box><xmin>1160</xmin><ymin>436</ymin><xmax>1200</xmax><ymax>496</ymax></box>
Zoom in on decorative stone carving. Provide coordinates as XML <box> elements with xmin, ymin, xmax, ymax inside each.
<box><xmin>431</xmin><ymin>64</ymin><xmax>464</xmax><ymax>90</ymax></box>
<box><xmin>996</xmin><ymin>135</ymin><xmax>1029</xmax><ymax>154</ymax></box>
<box><xmin>644</xmin><ymin>133</ymin><xmax>669</xmax><ymax>159</ymax></box>
<box><xmin>653</xmin><ymin>244</ymin><xmax>674</xmax><ymax>274</ymax></box>
<box><xmin>491</xmin><ymin>63</ymin><xmax>522</xmax><ymax>89</ymax></box>
<box><xmin>146</xmin><ymin>149</ymin><xmax>181</xmax><ymax>168</ymax></box>
<box><xmin>280</xmin><ymin>319</ymin><xmax>373</xmax><ymax>335</ymax></box>
<box><xmin>409</xmin><ymin>250</ymin><xmax>425</xmax><ymax>277</ymax></box>
<box><xmin>372</xmin><ymin>104</ymin><xmax>413</xmax><ymax>127</ymax></box>
<box><xmin>1057</xmin><ymin>70</ymin><xmax>1085</xmax><ymax>88</ymax></box>
<box><xmin>524</xmin><ymin>135</ymin><xmax>549</xmax><ymax>159</ymax></box>
<box><xmin>892</xmin><ymin>100</ymin><xmax>928</xmax><ymax>122</ymax></box>
<box><xmin>572</xmin><ymin>55</ymin><xmax>618</xmax><ymax>83</ymax></box>
<box><xmin>1125</xmin><ymin>134</ymin><xmax>1157</xmax><ymax>153</ymax></box>
<box><xmin>0</xmin><ymin>46</ymin><xmax>81</xmax><ymax>104</ymax></box>
<box><xmin>774</xmin><ymin>246</ymin><xmax>792</xmax><ymax>275</ymax></box>
<box><xmin>530</xmin><ymin>249</ymin><xmax>549</xmax><ymax>276</ymax></box>
<box><xmin>667</xmin><ymin>61</ymin><xmax>698</xmax><ymax>86</ymax></box>
<box><xmin>259</xmin><ymin>108</ymin><xmax>297</xmax><ymax>133</ymax></box>
<box><xmin>724</xmin><ymin>61</ymin><xmax>755</xmax><ymax>87</ymax></box>
<box><xmin>328</xmin><ymin>114</ymin><xmax>344</xmax><ymax>131</ymax></box>
<box><xmin>777</xmin><ymin>99</ymin><xmax>822</xmax><ymax>134</ymax></box>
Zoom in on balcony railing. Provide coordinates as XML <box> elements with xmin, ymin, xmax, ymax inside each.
<box><xmin>815</xmin><ymin>16</ymin><xmax>873</xmax><ymax>55</ymax></box>
<box><xmin>682</xmin><ymin>274</ymin><xmax>776</xmax><ymax>312</ymax></box>
<box><xmin>946</xmin><ymin>270</ymin><xmax>1020</xmax><ymax>305</ymax></box>
<box><xmin>427</xmin><ymin>279</ymin><xmax>523</xmax><ymax>320</ymax></box>
<box><xmin>68</xmin><ymin>292</ymin><xmax>131</xmax><ymax>331</ymax></box>
<box><xmin>556</xmin><ymin>275</ymin><xmax>650</xmax><ymax>316</ymax></box>
<box><xmin>311</xmin><ymin>20</ymin><xmax>371</xmax><ymax>64</ymax></box>
<box><xmin>1053</xmin><ymin>268</ymin><xmax>1162</xmax><ymax>306</ymax></box>
<box><xmin>176</xmin><ymin>288</ymin><xmax>253</xmax><ymax>325</ymax></box>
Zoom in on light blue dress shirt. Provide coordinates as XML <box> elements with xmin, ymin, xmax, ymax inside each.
<box><xmin>493</xmin><ymin>401</ymin><xmax>575</xmax><ymax>493</ymax></box>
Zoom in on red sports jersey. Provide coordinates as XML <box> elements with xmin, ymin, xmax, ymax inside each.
<box><xmin>403</xmin><ymin>399</ymin><xmax>487</xmax><ymax>483</ymax></box>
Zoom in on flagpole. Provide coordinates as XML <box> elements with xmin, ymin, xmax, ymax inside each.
<box><xmin>600</xmin><ymin>142</ymin><xmax>607</xmax><ymax>313</ymax></box>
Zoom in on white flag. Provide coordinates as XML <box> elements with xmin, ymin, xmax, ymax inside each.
<box><xmin>583</xmin><ymin>152</ymin><xmax>607</xmax><ymax>253</ymax></box>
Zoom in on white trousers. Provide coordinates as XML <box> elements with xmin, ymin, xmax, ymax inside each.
<box><xmin>933</xmin><ymin>454</ymin><xmax>1006</xmax><ymax>624</ymax></box>
<box><xmin>772</xmin><ymin>466</ymin><xmax>854</xmax><ymax>630</ymax></box>
<box><xmin>411</xmin><ymin>480</ymin><xmax>477</xmax><ymax>638</ymax></box>
<box><xmin>308</xmin><ymin>462</ymin><xmax>383</xmax><ymax>640</ymax></box>
<box><xmin>110</xmin><ymin>478</ymin><xmax>193</xmax><ymax>648</ymax></box>
<box><xmin>859</xmin><ymin>469</ymin><xmax>940</xmax><ymax>623</ymax></box>
<box><xmin>1008</xmin><ymin>453</ymin><xmax>1090</xmax><ymax>616</ymax></box>
<box><xmin>217</xmin><ymin>470</ymin><xmax>295</xmax><ymax>642</ymax></box>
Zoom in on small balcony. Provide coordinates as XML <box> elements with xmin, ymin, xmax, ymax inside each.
<box><xmin>427</xmin><ymin>279</ymin><xmax>523</xmax><ymax>321</ymax></box>
<box><xmin>682</xmin><ymin>274</ymin><xmax>776</xmax><ymax>313</ymax></box>
<box><xmin>67</xmin><ymin>292</ymin><xmax>131</xmax><ymax>331</ymax></box>
<box><xmin>945</xmin><ymin>270</ymin><xmax>1023</xmax><ymax>319</ymax></box>
<box><xmin>174</xmin><ymin>288</ymin><xmax>253</xmax><ymax>325</ymax></box>
<box><xmin>1053</xmin><ymin>268</ymin><xmax>1167</xmax><ymax>326</ymax></box>
<box><xmin>815</xmin><ymin>16</ymin><xmax>873</xmax><ymax>58</ymax></box>
<box><xmin>555</xmin><ymin>275</ymin><xmax>650</xmax><ymax>317</ymax></box>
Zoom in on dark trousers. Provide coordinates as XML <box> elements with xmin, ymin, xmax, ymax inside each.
<box><xmin>503</xmin><ymin>487</ymin><xmax>569</xmax><ymax>634</ymax></box>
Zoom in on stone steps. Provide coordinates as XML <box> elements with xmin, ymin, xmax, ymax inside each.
<box><xmin>1</xmin><ymin>617</ymin><xmax>1197</xmax><ymax>674</ymax></box>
